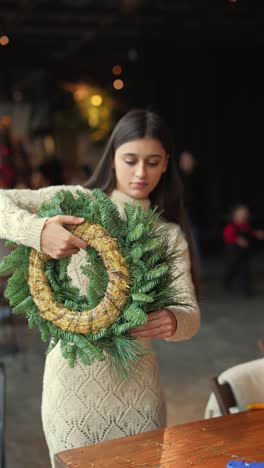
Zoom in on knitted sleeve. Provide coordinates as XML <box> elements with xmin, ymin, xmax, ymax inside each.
<box><xmin>165</xmin><ymin>224</ymin><xmax>200</xmax><ymax>342</ymax></box>
<box><xmin>0</xmin><ymin>185</ymin><xmax>85</xmax><ymax>252</ymax></box>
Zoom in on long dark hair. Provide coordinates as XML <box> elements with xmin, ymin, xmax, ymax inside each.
<box><xmin>85</xmin><ymin>109</ymin><xmax>199</xmax><ymax>296</ymax></box>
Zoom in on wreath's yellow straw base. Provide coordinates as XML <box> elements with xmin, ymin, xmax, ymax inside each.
<box><xmin>28</xmin><ymin>222</ymin><xmax>130</xmax><ymax>334</ymax></box>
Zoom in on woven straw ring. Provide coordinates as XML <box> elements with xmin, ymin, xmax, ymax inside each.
<box><xmin>28</xmin><ymin>221</ymin><xmax>130</xmax><ymax>335</ymax></box>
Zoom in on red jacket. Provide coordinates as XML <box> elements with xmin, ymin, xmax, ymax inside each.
<box><xmin>223</xmin><ymin>222</ymin><xmax>255</xmax><ymax>245</ymax></box>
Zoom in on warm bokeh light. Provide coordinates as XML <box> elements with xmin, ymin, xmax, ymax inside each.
<box><xmin>0</xmin><ymin>115</ymin><xmax>12</xmax><ymax>129</ymax></box>
<box><xmin>112</xmin><ymin>65</ymin><xmax>122</xmax><ymax>76</ymax></box>
<box><xmin>113</xmin><ymin>79</ymin><xmax>124</xmax><ymax>90</ymax></box>
<box><xmin>63</xmin><ymin>82</ymin><xmax>117</xmax><ymax>142</ymax></box>
<box><xmin>74</xmin><ymin>86</ymin><xmax>87</xmax><ymax>101</ymax></box>
<box><xmin>43</xmin><ymin>135</ymin><xmax>55</xmax><ymax>155</ymax></box>
<box><xmin>90</xmin><ymin>94</ymin><xmax>103</xmax><ymax>107</ymax></box>
<box><xmin>0</xmin><ymin>35</ymin><xmax>10</xmax><ymax>46</ymax></box>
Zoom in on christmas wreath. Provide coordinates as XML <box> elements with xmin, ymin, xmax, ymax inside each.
<box><xmin>0</xmin><ymin>189</ymin><xmax>179</xmax><ymax>379</ymax></box>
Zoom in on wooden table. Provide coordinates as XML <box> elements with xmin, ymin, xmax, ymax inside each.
<box><xmin>54</xmin><ymin>411</ymin><xmax>264</xmax><ymax>467</ymax></box>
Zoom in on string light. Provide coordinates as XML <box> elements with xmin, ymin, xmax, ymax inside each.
<box><xmin>113</xmin><ymin>79</ymin><xmax>124</xmax><ymax>90</ymax></box>
<box><xmin>74</xmin><ymin>86</ymin><xmax>87</xmax><ymax>101</ymax></box>
<box><xmin>0</xmin><ymin>115</ymin><xmax>11</xmax><ymax>128</ymax></box>
<box><xmin>66</xmin><ymin>82</ymin><xmax>116</xmax><ymax>142</ymax></box>
<box><xmin>0</xmin><ymin>35</ymin><xmax>10</xmax><ymax>46</ymax></box>
<box><xmin>90</xmin><ymin>94</ymin><xmax>103</xmax><ymax>106</ymax></box>
<box><xmin>112</xmin><ymin>65</ymin><xmax>122</xmax><ymax>76</ymax></box>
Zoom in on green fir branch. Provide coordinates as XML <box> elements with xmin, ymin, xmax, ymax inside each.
<box><xmin>0</xmin><ymin>188</ymin><xmax>182</xmax><ymax>380</ymax></box>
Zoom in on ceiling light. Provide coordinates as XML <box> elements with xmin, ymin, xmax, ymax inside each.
<box><xmin>113</xmin><ymin>79</ymin><xmax>124</xmax><ymax>90</ymax></box>
<box><xmin>0</xmin><ymin>35</ymin><xmax>10</xmax><ymax>46</ymax></box>
<box><xmin>112</xmin><ymin>65</ymin><xmax>122</xmax><ymax>76</ymax></box>
<box><xmin>90</xmin><ymin>95</ymin><xmax>103</xmax><ymax>106</ymax></box>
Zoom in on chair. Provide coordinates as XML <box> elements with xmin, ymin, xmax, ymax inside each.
<box><xmin>209</xmin><ymin>376</ymin><xmax>237</xmax><ymax>415</ymax></box>
<box><xmin>0</xmin><ymin>362</ymin><xmax>5</xmax><ymax>468</ymax></box>
<box><xmin>206</xmin><ymin>358</ymin><xmax>264</xmax><ymax>419</ymax></box>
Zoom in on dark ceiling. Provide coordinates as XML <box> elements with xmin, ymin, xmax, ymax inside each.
<box><xmin>0</xmin><ymin>0</ymin><xmax>264</xmax><ymax>75</ymax></box>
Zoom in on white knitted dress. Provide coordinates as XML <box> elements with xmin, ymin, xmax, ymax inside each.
<box><xmin>0</xmin><ymin>186</ymin><xmax>200</xmax><ymax>467</ymax></box>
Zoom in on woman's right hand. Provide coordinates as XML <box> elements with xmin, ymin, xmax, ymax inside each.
<box><xmin>41</xmin><ymin>215</ymin><xmax>88</xmax><ymax>259</ymax></box>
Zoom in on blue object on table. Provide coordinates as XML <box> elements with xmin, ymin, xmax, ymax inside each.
<box><xmin>227</xmin><ymin>462</ymin><xmax>264</xmax><ymax>467</ymax></box>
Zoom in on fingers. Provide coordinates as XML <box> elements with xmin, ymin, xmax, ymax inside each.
<box><xmin>148</xmin><ymin>310</ymin><xmax>168</xmax><ymax>321</ymax></box>
<box><xmin>41</xmin><ymin>216</ymin><xmax>88</xmax><ymax>259</ymax></box>
<box><xmin>56</xmin><ymin>216</ymin><xmax>87</xmax><ymax>250</ymax></box>
<box><xmin>131</xmin><ymin>310</ymin><xmax>169</xmax><ymax>331</ymax></box>
<box><xmin>52</xmin><ymin>248</ymin><xmax>81</xmax><ymax>259</ymax></box>
<box><xmin>130</xmin><ymin>325</ymin><xmax>173</xmax><ymax>338</ymax></box>
<box><xmin>67</xmin><ymin>233</ymin><xmax>87</xmax><ymax>250</ymax></box>
<box><xmin>56</xmin><ymin>215</ymin><xmax>85</xmax><ymax>225</ymax></box>
<box><xmin>130</xmin><ymin>319</ymin><xmax>164</xmax><ymax>332</ymax></box>
<box><xmin>130</xmin><ymin>309</ymin><xmax>177</xmax><ymax>339</ymax></box>
<box><xmin>61</xmin><ymin>248</ymin><xmax>80</xmax><ymax>257</ymax></box>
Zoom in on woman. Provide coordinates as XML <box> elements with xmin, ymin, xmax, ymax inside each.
<box><xmin>0</xmin><ymin>109</ymin><xmax>200</xmax><ymax>466</ymax></box>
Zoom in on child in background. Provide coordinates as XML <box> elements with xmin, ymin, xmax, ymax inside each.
<box><xmin>223</xmin><ymin>204</ymin><xmax>264</xmax><ymax>296</ymax></box>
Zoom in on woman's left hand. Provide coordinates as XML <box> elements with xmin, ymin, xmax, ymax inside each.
<box><xmin>130</xmin><ymin>309</ymin><xmax>177</xmax><ymax>339</ymax></box>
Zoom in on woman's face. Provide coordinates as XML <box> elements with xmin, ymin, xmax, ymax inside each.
<box><xmin>114</xmin><ymin>138</ymin><xmax>168</xmax><ymax>199</ymax></box>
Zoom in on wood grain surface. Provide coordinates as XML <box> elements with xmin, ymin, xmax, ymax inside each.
<box><xmin>54</xmin><ymin>410</ymin><xmax>264</xmax><ymax>467</ymax></box>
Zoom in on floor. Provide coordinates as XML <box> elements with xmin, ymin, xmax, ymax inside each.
<box><xmin>1</xmin><ymin>255</ymin><xmax>264</xmax><ymax>467</ymax></box>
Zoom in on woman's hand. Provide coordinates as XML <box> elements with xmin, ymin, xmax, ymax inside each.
<box><xmin>130</xmin><ymin>309</ymin><xmax>177</xmax><ymax>339</ymax></box>
<box><xmin>41</xmin><ymin>215</ymin><xmax>88</xmax><ymax>259</ymax></box>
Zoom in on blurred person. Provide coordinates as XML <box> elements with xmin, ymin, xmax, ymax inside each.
<box><xmin>14</xmin><ymin>181</ymin><xmax>30</xmax><ymax>189</ymax></box>
<box><xmin>64</xmin><ymin>164</ymin><xmax>92</xmax><ymax>185</ymax></box>
<box><xmin>31</xmin><ymin>157</ymin><xmax>65</xmax><ymax>189</ymax></box>
<box><xmin>12</xmin><ymin>138</ymin><xmax>31</xmax><ymax>188</ymax></box>
<box><xmin>0</xmin><ymin>125</ymin><xmax>15</xmax><ymax>188</ymax></box>
<box><xmin>223</xmin><ymin>204</ymin><xmax>264</xmax><ymax>297</ymax></box>
<box><xmin>178</xmin><ymin>150</ymin><xmax>203</xmax><ymax>270</ymax></box>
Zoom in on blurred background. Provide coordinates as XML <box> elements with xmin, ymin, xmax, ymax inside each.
<box><xmin>1</xmin><ymin>0</ymin><xmax>264</xmax><ymax>249</ymax></box>
<box><xmin>1</xmin><ymin>1</ymin><xmax>264</xmax><ymax>467</ymax></box>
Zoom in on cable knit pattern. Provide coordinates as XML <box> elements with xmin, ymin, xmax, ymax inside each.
<box><xmin>42</xmin><ymin>343</ymin><xmax>166</xmax><ymax>467</ymax></box>
<box><xmin>0</xmin><ymin>185</ymin><xmax>200</xmax><ymax>467</ymax></box>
